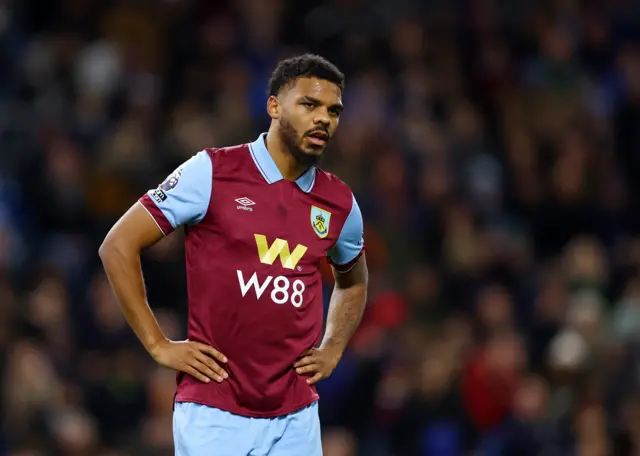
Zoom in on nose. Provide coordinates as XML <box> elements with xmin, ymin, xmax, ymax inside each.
<box><xmin>313</xmin><ymin>108</ymin><xmax>330</xmax><ymax>127</ymax></box>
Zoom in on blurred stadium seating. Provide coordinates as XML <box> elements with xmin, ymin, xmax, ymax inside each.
<box><xmin>2</xmin><ymin>0</ymin><xmax>640</xmax><ymax>455</ymax></box>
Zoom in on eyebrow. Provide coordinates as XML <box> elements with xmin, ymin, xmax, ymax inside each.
<box><xmin>301</xmin><ymin>96</ymin><xmax>343</xmax><ymax>112</ymax></box>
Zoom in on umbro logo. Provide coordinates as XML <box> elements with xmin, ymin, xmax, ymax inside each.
<box><xmin>235</xmin><ymin>197</ymin><xmax>255</xmax><ymax>211</ymax></box>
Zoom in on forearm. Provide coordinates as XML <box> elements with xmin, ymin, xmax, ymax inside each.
<box><xmin>99</xmin><ymin>241</ymin><xmax>166</xmax><ymax>353</ymax></box>
<box><xmin>320</xmin><ymin>281</ymin><xmax>367</xmax><ymax>356</ymax></box>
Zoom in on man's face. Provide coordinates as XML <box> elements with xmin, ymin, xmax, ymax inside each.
<box><xmin>270</xmin><ymin>77</ymin><xmax>343</xmax><ymax>167</ymax></box>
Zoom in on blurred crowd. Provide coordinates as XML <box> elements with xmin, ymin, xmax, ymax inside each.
<box><xmin>3</xmin><ymin>0</ymin><xmax>640</xmax><ymax>455</ymax></box>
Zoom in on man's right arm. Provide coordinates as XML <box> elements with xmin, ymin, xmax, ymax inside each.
<box><xmin>99</xmin><ymin>151</ymin><xmax>228</xmax><ymax>383</ymax></box>
<box><xmin>98</xmin><ymin>202</ymin><xmax>169</xmax><ymax>355</ymax></box>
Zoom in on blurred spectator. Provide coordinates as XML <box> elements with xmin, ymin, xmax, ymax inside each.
<box><xmin>3</xmin><ymin>0</ymin><xmax>640</xmax><ymax>454</ymax></box>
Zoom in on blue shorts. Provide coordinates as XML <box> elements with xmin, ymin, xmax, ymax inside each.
<box><xmin>173</xmin><ymin>401</ymin><xmax>322</xmax><ymax>456</ymax></box>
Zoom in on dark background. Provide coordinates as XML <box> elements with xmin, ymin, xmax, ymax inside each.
<box><xmin>2</xmin><ymin>0</ymin><xmax>640</xmax><ymax>454</ymax></box>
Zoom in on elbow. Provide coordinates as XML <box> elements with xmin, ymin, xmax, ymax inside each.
<box><xmin>99</xmin><ymin>229</ymin><xmax>143</xmax><ymax>265</ymax></box>
<box><xmin>98</xmin><ymin>233</ymin><xmax>128</xmax><ymax>264</ymax></box>
<box><xmin>98</xmin><ymin>236</ymin><xmax>114</xmax><ymax>263</ymax></box>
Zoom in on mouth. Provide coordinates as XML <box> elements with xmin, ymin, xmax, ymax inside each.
<box><xmin>306</xmin><ymin>130</ymin><xmax>329</xmax><ymax>147</ymax></box>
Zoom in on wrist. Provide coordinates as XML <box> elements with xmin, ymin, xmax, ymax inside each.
<box><xmin>320</xmin><ymin>341</ymin><xmax>344</xmax><ymax>363</ymax></box>
<box><xmin>147</xmin><ymin>337</ymin><xmax>169</xmax><ymax>358</ymax></box>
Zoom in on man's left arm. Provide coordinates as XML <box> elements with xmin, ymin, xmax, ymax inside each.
<box><xmin>294</xmin><ymin>194</ymin><xmax>368</xmax><ymax>385</ymax></box>
<box><xmin>321</xmin><ymin>253</ymin><xmax>368</xmax><ymax>352</ymax></box>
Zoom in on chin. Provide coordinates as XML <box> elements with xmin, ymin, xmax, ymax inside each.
<box><xmin>297</xmin><ymin>142</ymin><xmax>322</xmax><ymax>155</ymax></box>
<box><xmin>295</xmin><ymin>148</ymin><xmax>323</xmax><ymax>167</ymax></box>
<box><xmin>305</xmin><ymin>147</ymin><xmax>324</xmax><ymax>155</ymax></box>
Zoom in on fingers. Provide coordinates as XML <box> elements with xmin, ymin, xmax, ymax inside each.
<box><xmin>295</xmin><ymin>364</ymin><xmax>317</xmax><ymax>375</ymax></box>
<box><xmin>194</xmin><ymin>343</ymin><xmax>227</xmax><ymax>363</ymax></box>
<box><xmin>184</xmin><ymin>365</ymin><xmax>212</xmax><ymax>383</ymax></box>
<box><xmin>307</xmin><ymin>372</ymin><xmax>323</xmax><ymax>385</ymax></box>
<box><xmin>195</xmin><ymin>351</ymin><xmax>228</xmax><ymax>380</ymax></box>
<box><xmin>293</xmin><ymin>356</ymin><xmax>315</xmax><ymax>368</ymax></box>
<box><xmin>191</xmin><ymin>359</ymin><xmax>224</xmax><ymax>383</ymax></box>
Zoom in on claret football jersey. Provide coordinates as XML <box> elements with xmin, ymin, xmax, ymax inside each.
<box><xmin>138</xmin><ymin>133</ymin><xmax>365</xmax><ymax>417</ymax></box>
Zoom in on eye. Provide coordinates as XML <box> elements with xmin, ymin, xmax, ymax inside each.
<box><xmin>302</xmin><ymin>102</ymin><xmax>314</xmax><ymax>109</ymax></box>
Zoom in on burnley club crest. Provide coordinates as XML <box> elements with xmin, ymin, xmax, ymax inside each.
<box><xmin>311</xmin><ymin>206</ymin><xmax>331</xmax><ymax>238</ymax></box>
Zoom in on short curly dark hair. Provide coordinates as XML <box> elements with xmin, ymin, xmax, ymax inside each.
<box><xmin>268</xmin><ymin>54</ymin><xmax>345</xmax><ymax>97</ymax></box>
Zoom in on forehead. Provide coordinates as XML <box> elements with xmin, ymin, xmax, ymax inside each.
<box><xmin>285</xmin><ymin>77</ymin><xmax>342</xmax><ymax>102</ymax></box>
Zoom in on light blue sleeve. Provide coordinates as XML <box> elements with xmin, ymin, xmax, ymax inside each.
<box><xmin>327</xmin><ymin>194</ymin><xmax>365</xmax><ymax>268</ymax></box>
<box><xmin>146</xmin><ymin>151</ymin><xmax>212</xmax><ymax>228</ymax></box>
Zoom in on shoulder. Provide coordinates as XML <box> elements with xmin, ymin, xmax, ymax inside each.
<box><xmin>163</xmin><ymin>150</ymin><xmax>212</xmax><ymax>190</ymax></box>
<box><xmin>204</xmin><ymin>143</ymin><xmax>251</xmax><ymax>160</ymax></box>
<box><xmin>319</xmin><ymin>170</ymin><xmax>365</xmax><ymax>268</ymax></box>
<box><xmin>313</xmin><ymin>168</ymin><xmax>355</xmax><ymax>212</ymax></box>
<box><xmin>315</xmin><ymin>168</ymin><xmax>350</xmax><ymax>189</ymax></box>
<box><xmin>202</xmin><ymin>143</ymin><xmax>253</xmax><ymax>174</ymax></box>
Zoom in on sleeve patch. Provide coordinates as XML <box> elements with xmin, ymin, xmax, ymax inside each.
<box><xmin>159</xmin><ymin>166</ymin><xmax>184</xmax><ymax>192</ymax></box>
<box><xmin>150</xmin><ymin>188</ymin><xmax>167</xmax><ymax>203</ymax></box>
<box><xmin>138</xmin><ymin>151</ymin><xmax>213</xmax><ymax>230</ymax></box>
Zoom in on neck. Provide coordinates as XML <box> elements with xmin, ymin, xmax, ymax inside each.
<box><xmin>265</xmin><ymin>129</ymin><xmax>309</xmax><ymax>181</ymax></box>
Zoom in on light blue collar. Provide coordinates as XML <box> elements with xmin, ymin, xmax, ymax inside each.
<box><xmin>248</xmin><ymin>133</ymin><xmax>316</xmax><ymax>193</ymax></box>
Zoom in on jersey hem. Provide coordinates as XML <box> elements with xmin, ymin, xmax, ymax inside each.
<box><xmin>139</xmin><ymin>194</ymin><xmax>175</xmax><ymax>235</ymax></box>
<box><xmin>328</xmin><ymin>246</ymin><xmax>365</xmax><ymax>272</ymax></box>
<box><xmin>173</xmin><ymin>394</ymin><xmax>320</xmax><ymax>419</ymax></box>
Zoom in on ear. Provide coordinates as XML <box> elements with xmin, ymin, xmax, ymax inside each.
<box><xmin>267</xmin><ymin>95</ymin><xmax>280</xmax><ymax>120</ymax></box>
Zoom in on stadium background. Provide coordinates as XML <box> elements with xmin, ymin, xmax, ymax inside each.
<box><xmin>2</xmin><ymin>0</ymin><xmax>640</xmax><ymax>454</ymax></box>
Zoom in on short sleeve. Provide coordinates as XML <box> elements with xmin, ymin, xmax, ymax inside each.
<box><xmin>138</xmin><ymin>151</ymin><xmax>212</xmax><ymax>235</ymax></box>
<box><xmin>327</xmin><ymin>194</ymin><xmax>365</xmax><ymax>272</ymax></box>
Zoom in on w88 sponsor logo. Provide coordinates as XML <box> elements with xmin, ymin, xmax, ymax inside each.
<box><xmin>236</xmin><ymin>233</ymin><xmax>308</xmax><ymax>307</ymax></box>
<box><xmin>236</xmin><ymin>271</ymin><xmax>305</xmax><ymax>307</ymax></box>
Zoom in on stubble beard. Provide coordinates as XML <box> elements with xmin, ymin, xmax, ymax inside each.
<box><xmin>278</xmin><ymin>117</ymin><xmax>323</xmax><ymax>169</ymax></box>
